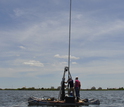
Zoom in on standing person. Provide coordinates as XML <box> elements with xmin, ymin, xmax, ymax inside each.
<box><xmin>68</xmin><ymin>78</ymin><xmax>74</xmax><ymax>96</ymax></box>
<box><xmin>75</xmin><ymin>76</ymin><xmax>81</xmax><ymax>102</ymax></box>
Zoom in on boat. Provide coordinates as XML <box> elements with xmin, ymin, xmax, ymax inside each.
<box><xmin>28</xmin><ymin>0</ymin><xmax>100</xmax><ymax>106</ymax></box>
<box><xmin>28</xmin><ymin>96</ymin><xmax>100</xmax><ymax>106</ymax></box>
<box><xmin>28</xmin><ymin>67</ymin><xmax>100</xmax><ymax>106</ymax></box>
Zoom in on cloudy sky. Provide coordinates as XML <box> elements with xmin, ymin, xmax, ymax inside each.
<box><xmin>0</xmin><ymin>0</ymin><xmax>124</xmax><ymax>89</ymax></box>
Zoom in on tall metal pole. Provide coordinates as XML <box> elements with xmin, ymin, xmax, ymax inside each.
<box><xmin>58</xmin><ymin>0</ymin><xmax>72</xmax><ymax>100</ymax></box>
<box><xmin>68</xmin><ymin>0</ymin><xmax>72</xmax><ymax>79</ymax></box>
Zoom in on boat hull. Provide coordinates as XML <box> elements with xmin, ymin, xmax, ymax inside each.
<box><xmin>28</xmin><ymin>97</ymin><xmax>100</xmax><ymax>106</ymax></box>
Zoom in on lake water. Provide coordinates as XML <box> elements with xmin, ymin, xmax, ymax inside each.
<box><xmin>0</xmin><ymin>90</ymin><xmax>124</xmax><ymax>107</ymax></box>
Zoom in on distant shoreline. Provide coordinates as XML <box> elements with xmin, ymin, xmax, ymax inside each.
<box><xmin>1</xmin><ymin>88</ymin><xmax>124</xmax><ymax>91</ymax></box>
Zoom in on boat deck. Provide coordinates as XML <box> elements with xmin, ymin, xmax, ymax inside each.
<box><xmin>28</xmin><ymin>99</ymin><xmax>89</xmax><ymax>106</ymax></box>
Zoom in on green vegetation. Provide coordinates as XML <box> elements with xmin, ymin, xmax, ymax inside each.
<box><xmin>1</xmin><ymin>87</ymin><xmax>60</xmax><ymax>91</ymax></box>
<box><xmin>81</xmin><ymin>87</ymin><xmax>124</xmax><ymax>91</ymax></box>
<box><xmin>1</xmin><ymin>86</ymin><xmax>124</xmax><ymax>91</ymax></box>
<box><xmin>17</xmin><ymin>87</ymin><xmax>59</xmax><ymax>91</ymax></box>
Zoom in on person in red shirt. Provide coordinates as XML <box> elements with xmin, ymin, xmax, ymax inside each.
<box><xmin>75</xmin><ymin>76</ymin><xmax>81</xmax><ymax>102</ymax></box>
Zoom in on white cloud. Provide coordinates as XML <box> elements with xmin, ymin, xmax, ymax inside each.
<box><xmin>54</xmin><ymin>54</ymin><xmax>79</xmax><ymax>60</ymax></box>
<box><xmin>70</xmin><ymin>55</ymin><xmax>80</xmax><ymax>60</ymax></box>
<box><xmin>23</xmin><ymin>60</ymin><xmax>44</xmax><ymax>67</ymax></box>
<box><xmin>70</xmin><ymin>59</ymin><xmax>124</xmax><ymax>76</ymax></box>
<box><xmin>60</xmin><ymin>62</ymin><xmax>67</xmax><ymax>65</ymax></box>
<box><xmin>72</xmin><ymin>62</ymin><xmax>77</xmax><ymax>64</ymax></box>
<box><xmin>19</xmin><ymin>46</ymin><xmax>26</xmax><ymax>49</ymax></box>
<box><xmin>14</xmin><ymin>9</ymin><xmax>25</xmax><ymax>17</ymax></box>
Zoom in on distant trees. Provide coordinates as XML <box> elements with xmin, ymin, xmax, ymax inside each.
<box><xmin>119</xmin><ymin>87</ymin><xmax>124</xmax><ymax>90</ymax></box>
<box><xmin>98</xmin><ymin>87</ymin><xmax>102</xmax><ymax>90</ymax></box>
<box><xmin>16</xmin><ymin>86</ymin><xmax>59</xmax><ymax>90</ymax></box>
<box><xmin>1</xmin><ymin>86</ymin><xmax>124</xmax><ymax>90</ymax></box>
<box><xmin>91</xmin><ymin>86</ymin><xmax>96</xmax><ymax>90</ymax></box>
<box><xmin>90</xmin><ymin>86</ymin><xmax>102</xmax><ymax>90</ymax></box>
<box><xmin>18</xmin><ymin>87</ymin><xmax>35</xmax><ymax>90</ymax></box>
<box><xmin>57</xmin><ymin>86</ymin><xmax>61</xmax><ymax>90</ymax></box>
<box><xmin>107</xmin><ymin>87</ymin><xmax>124</xmax><ymax>90</ymax></box>
<box><xmin>51</xmin><ymin>86</ymin><xmax>54</xmax><ymax>89</ymax></box>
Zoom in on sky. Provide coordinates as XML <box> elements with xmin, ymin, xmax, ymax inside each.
<box><xmin>0</xmin><ymin>0</ymin><xmax>124</xmax><ymax>89</ymax></box>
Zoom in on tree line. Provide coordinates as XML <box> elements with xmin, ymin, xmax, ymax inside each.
<box><xmin>1</xmin><ymin>86</ymin><xmax>124</xmax><ymax>90</ymax></box>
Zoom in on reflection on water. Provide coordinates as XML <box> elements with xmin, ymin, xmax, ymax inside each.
<box><xmin>0</xmin><ymin>90</ymin><xmax>124</xmax><ymax>107</ymax></box>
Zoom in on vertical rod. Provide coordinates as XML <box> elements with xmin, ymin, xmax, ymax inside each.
<box><xmin>68</xmin><ymin>0</ymin><xmax>72</xmax><ymax>78</ymax></box>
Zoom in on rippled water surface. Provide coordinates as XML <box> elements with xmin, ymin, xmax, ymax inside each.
<box><xmin>0</xmin><ymin>90</ymin><xmax>124</xmax><ymax>107</ymax></box>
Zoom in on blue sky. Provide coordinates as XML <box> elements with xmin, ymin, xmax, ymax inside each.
<box><xmin>0</xmin><ymin>0</ymin><xmax>124</xmax><ymax>89</ymax></box>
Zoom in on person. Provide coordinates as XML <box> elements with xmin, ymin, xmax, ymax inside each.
<box><xmin>75</xmin><ymin>76</ymin><xmax>81</xmax><ymax>102</ymax></box>
<box><xmin>66</xmin><ymin>78</ymin><xmax>74</xmax><ymax>96</ymax></box>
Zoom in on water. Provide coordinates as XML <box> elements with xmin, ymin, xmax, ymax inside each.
<box><xmin>0</xmin><ymin>90</ymin><xmax>124</xmax><ymax>107</ymax></box>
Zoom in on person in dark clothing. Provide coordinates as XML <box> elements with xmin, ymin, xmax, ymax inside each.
<box><xmin>66</xmin><ymin>78</ymin><xmax>74</xmax><ymax>96</ymax></box>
